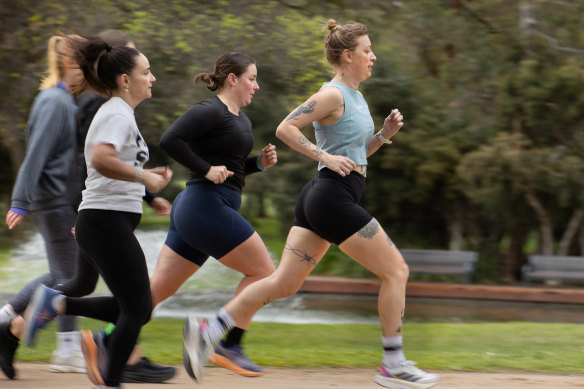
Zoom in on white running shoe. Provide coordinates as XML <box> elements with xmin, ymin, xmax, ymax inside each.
<box><xmin>49</xmin><ymin>349</ymin><xmax>86</xmax><ymax>373</ymax></box>
<box><xmin>183</xmin><ymin>316</ymin><xmax>213</xmax><ymax>382</ymax></box>
<box><xmin>374</xmin><ymin>361</ymin><xmax>439</xmax><ymax>389</ymax></box>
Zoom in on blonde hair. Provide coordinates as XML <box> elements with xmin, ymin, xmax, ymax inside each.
<box><xmin>323</xmin><ymin>19</ymin><xmax>368</xmax><ymax>65</ymax></box>
<box><xmin>39</xmin><ymin>34</ymin><xmax>82</xmax><ymax>90</ymax></box>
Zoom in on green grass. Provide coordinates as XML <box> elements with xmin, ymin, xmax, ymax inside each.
<box><xmin>15</xmin><ymin>319</ymin><xmax>584</xmax><ymax>373</ymax></box>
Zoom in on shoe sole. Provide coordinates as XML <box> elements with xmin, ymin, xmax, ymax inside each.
<box><xmin>80</xmin><ymin>330</ymin><xmax>104</xmax><ymax>385</ymax></box>
<box><xmin>183</xmin><ymin>316</ymin><xmax>202</xmax><ymax>382</ymax></box>
<box><xmin>49</xmin><ymin>364</ymin><xmax>87</xmax><ymax>373</ymax></box>
<box><xmin>209</xmin><ymin>353</ymin><xmax>263</xmax><ymax>377</ymax></box>
<box><xmin>373</xmin><ymin>374</ymin><xmax>439</xmax><ymax>389</ymax></box>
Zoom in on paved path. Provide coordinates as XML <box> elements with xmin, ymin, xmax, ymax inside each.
<box><xmin>3</xmin><ymin>363</ymin><xmax>584</xmax><ymax>389</ymax></box>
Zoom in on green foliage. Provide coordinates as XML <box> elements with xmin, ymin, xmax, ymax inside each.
<box><xmin>3</xmin><ymin>0</ymin><xmax>584</xmax><ymax>281</ymax></box>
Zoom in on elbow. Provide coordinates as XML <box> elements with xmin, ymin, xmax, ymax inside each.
<box><xmin>275</xmin><ymin>123</ymin><xmax>287</xmax><ymax>141</ymax></box>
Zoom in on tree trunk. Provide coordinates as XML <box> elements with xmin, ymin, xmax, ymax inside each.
<box><xmin>557</xmin><ymin>209</ymin><xmax>583</xmax><ymax>255</ymax></box>
<box><xmin>506</xmin><ymin>229</ymin><xmax>527</xmax><ymax>281</ymax></box>
<box><xmin>445</xmin><ymin>203</ymin><xmax>464</xmax><ymax>251</ymax></box>
<box><xmin>523</xmin><ymin>188</ymin><xmax>553</xmax><ymax>255</ymax></box>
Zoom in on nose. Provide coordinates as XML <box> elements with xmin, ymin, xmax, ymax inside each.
<box><xmin>151</xmin><ymin>74</ymin><xmax>156</xmax><ymax>83</ymax></box>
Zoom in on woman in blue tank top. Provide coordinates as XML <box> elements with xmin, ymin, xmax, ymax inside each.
<box><xmin>184</xmin><ymin>19</ymin><xmax>440</xmax><ymax>389</ymax></box>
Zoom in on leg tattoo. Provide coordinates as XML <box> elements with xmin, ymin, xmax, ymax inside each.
<box><xmin>358</xmin><ymin>219</ymin><xmax>379</xmax><ymax>240</ymax></box>
<box><xmin>385</xmin><ymin>232</ymin><xmax>394</xmax><ymax>247</ymax></box>
<box><xmin>285</xmin><ymin>244</ymin><xmax>316</xmax><ymax>265</ymax></box>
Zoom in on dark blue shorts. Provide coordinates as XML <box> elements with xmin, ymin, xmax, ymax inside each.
<box><xmin>293</xmin><ymin>168</ymin><xmax>373</xmax><ymax>245</ymax></box>
<box><xmin>165</xmin><ymin>183</ymin><xmax>255</xmax><ymax>266</ymax></box>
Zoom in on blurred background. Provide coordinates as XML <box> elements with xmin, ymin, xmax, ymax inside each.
<box><xmin>1</xmin><ymin>0</ymin><xmax>584</xmax><ymax>286</ymax></box>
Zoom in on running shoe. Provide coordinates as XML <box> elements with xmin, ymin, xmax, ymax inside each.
<box><xmin>121</xmin><ymin>357</ymin><xmax>176</xmax><ymax>383</ymax></box>
<box><xmin>50</xmin><ymin>349</ymin><xmax>86</xmax><ymax>373</ymax></box>
<box><xmin>81</xmin><ymin>330</ymin><xmax>108</xmax><ymax>386</ymax></box>
<box><xmin>0</xmin><ymin>322</ymin><xmax>18</xmax><ymax>379</ymax></box>
<box><xmin>24</xmin><ymin>285</ymin><xmax>61</xmax><ymax>347</ymax></box>
<box><xmin>374</xmin><ymin>361</ymin><xmax>439</xmax><ymax>389</ymax></box>
<box><xmin>209</xmin><ymin>341</ymin><xmax>263</xmax><ymax>377</ymax></box>
<box><xmin>183</xmin><ymin>316</ymin><xmax>213</xmax><ymax>382</ymax></box>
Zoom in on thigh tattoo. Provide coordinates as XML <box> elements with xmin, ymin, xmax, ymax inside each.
<box><xmin>286</xmin><ymin>244</ymin><xmax>317</xmax><ymax>265</ymax></box>
<box><xmin>358</xmin><ymin>218</ymin><xmax>379</xmax><ymax>239</ymax></box>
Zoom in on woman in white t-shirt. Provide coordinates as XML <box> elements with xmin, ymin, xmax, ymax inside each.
<box><xmin>24</xmin><ymin>34</ymin><xmax>172</xmax><ymax>389</ymax></box>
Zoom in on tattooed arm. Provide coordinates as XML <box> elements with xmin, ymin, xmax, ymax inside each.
<box><xmin>276</xmin><ymin>87</ymin><xmax>356</xmax><ymax>175</ymax></box>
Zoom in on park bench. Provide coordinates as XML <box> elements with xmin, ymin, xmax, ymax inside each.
<box><xmin>521</xmin><ymin>255</ymin><xmax>584</xmax><ymax>286</ymax></box>
<box><xmin>400</xmin><ymin>249</ymin><xmax>478</xmax><ymax>284</ymax></box>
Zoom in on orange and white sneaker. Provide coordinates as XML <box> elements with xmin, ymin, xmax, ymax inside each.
<box><xmin>374</xmin><ymin>361</ymin><xmax>439</xmax><ymax>388</ymax></box>
<box><xmin>209</xmin><ymin>341</ymin><xmax>263</xmax><ymax>377</ymax></box>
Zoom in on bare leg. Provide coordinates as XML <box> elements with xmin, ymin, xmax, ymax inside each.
<box><xmin>218</xmin><ymin>232</ymin><xmax>275</xmax><ymax>296</ymax></box>
<box><xmin>150</xmin><ymin>245</ymin><xmax>201</xmax><ymax>308</ymax></box>
<box><xmin>338</xmin><ymin>218</ymin><xmax>409</xmax><ymax>337</ymax></box>
<box><xmin>224</xmin><ymin>227</ymin><xmax>330</xmax><ymax>328</ymax></box>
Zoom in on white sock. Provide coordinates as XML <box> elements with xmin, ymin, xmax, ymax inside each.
<box><xmin>207</xmin><ymin>308</ymin><xmax>235</xmax><ymax>344</ymax></box>
<box><xmin>0</xmin><ymin>304</ymin><xmax>17</xmax><ymax>323</ymax></box>
<box><xmin>382</xmin><ymin>335</ymin><xmax>406</xmax><ymax>368</ymax></box>
<box><xmin>56</xmin><ymin>331</ymin><xmax>81</xmax><ymax>355</ymax></box>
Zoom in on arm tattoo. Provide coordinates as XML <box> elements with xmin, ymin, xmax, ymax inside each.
<box><xmin>286</xmin><ymin>244</ymin><xmax>316</xmax><ymax>265</ymax></box>
<box><xmin>358</xmin><ymin>218</ymin><xmax>379</xmax><ymax>240</ymax></box>
<box><xmin>298</xmin><ymin>136</ymin><xmax>324</xmax><ymax>158</ymax></box>
<box><xmin>286</xmin><ymin>100</ymin><xmax>316</xmax><ymax>121</ymax></box>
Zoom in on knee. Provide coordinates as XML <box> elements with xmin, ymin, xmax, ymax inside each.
<box><xmin>274</xmin><ymin>278</ymin><xmax>303</xmax><ymax>299</ymax></box>
<box><xmin>131</xmin><ymin>297</ymin><xmax>153</xmax><ymax>326</ymax></box>
<box><xmin>380</xmin><ymin>260</ymin><xmax>410</xmax><ymax>284</ymax></box>
<box><xmin>258</xmin><ymin>262</ymin><xmax>276</xmax><ymax>278</ymax></box>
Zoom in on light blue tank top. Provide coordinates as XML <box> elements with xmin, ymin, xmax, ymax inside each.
<box><xmin>313</xmin><ymin>82</ymin><xmax>375</xmax><ymax>171</ymax></box>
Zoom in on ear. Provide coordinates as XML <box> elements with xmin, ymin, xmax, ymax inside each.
<box><xmin>227</xmin><ymin>73</ymin><xmax>237</xmax><ymax>86</ymax></box>
<box><xmin>119</xmin><ymin>74</ymin><xmax>130</xmax><ymax>90</ymax></box>
<box><xmin>342</xmin><ymin>49</ymin><xmax>352</xmax><ymax>63</ymax></box>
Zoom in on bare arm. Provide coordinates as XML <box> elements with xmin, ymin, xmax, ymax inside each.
<box><xmin>366</xmin><ymin>109</ymin><xmax>404</xmax><ymax>157</ymax></box>
<box><xmin>90</xmin><ymin>143</ymin><xmax>172</xmax><ymax>193</ymax></box>
<box><xmin>275</xmin><ymin>88</ymin><xmax>356</xmax><ymax>176</ymax></box>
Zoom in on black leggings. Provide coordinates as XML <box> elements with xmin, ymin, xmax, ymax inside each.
<box><xmin>67</xmin><ymin>209</ymin><xmax>152</xmax><ymax>387</ymax></box>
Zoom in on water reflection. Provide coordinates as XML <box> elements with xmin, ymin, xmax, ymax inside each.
<box><xmin>2</xmin><ymin>230</ymin><xmax>584</xmax><ymax>324</ymax></box>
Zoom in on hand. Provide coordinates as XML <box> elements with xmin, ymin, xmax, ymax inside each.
<box><xmin>205</xmin><ymin>165</ymin><xmax>234</xmax><ymax>184</ymax></box>
<box><xmin>258</xmin><ymin>143</ymin><xmax>277</xmax><ymax>169</ymax></box>
<box><xmin>148</xmin><ymin>197</ymin><xmax>171</xmax><ymax>216</ymax></box>
<box><xmin>323</xmin><ymin>154</ymin><xmax>356</xmax><ymax>177</ymax></box>
<box><xmin>142</xmin><ymin>166</ymin><xmax>173</xmax><ymax>193</ymax></box>
<box><xmin>5</xmin><ymin>211</ymin><xmax>24</xmax><ymax>230</ymax></box>
<box><xmin>380</xmin><ymin>109</ymin><xmax>404</xmax><ymax>139</ymax></box>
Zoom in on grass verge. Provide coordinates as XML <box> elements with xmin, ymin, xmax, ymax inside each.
<box><xmin>15</xmin><ymin>319</ymin><xmax>584</xmax><ymax>374</ymax></box>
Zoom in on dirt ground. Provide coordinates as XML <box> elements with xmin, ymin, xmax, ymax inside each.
<box><xmin>3</xmin><ymin>363</ymin><xmax>584</xmax><ymax>389</ymax></box>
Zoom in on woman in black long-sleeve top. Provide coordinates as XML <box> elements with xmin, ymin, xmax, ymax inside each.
<box><xmin>151</xmin><ymin>52</ymin><xmax>277</xmax><ymax>380</ymax></box>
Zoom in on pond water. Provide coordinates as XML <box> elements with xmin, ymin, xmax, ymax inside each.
<box><xmin>1</xmin><ymin>229</ymin><xmax>583</xmax><ymax>324</ymax></box>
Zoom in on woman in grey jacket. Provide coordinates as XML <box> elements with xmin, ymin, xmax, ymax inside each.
<box><xmin>0</xmin><ymin>34</ymin><xmax>86</xmax><ymax>378</ymax></box>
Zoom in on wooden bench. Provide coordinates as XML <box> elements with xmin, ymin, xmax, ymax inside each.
<box><xmin>522</xmin><ymin>255</ymin><xmax>584</xmax><ymax>286</ymax></box>
<box><xmin>400</xmin><ymin>249</ymin><xmax>478</xmax><ymax>284</ymax></box>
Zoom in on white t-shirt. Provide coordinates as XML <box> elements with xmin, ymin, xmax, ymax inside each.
<box><xmin>79</xmin><ymin>97</ymin><xmax>149</xmax><ymax>213</ymax></box>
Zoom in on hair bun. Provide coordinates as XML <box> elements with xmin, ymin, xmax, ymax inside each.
<box><xmin>327</xmin><ymin>19</ymin><xmax>339</xmax><ymax>33</ymax></box>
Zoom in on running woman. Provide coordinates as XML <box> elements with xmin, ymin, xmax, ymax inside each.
<box><xmin>1</xmin><ymin>33</ymin><xmax>86</xmax><ymax>378</ymax></box>
<box><xmin>24</xmin><ymin>34</ymin><xmax>172</xmax><ymax>389</ymax></box>
<box><xmin>149</xmin><ymin>51</ymin><xmax>277</xmax><ymax>379</ymax></box>
<box><xmin>184</xmin><ymin>20</ymin><xmax>439</xmax><ymax>389</ymax></box>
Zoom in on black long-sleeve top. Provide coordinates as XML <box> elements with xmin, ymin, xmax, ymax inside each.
<box><xmin>160</xmin><ymin>96</ymin><xmax>262</xmax><ymax>192</ymax></box>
